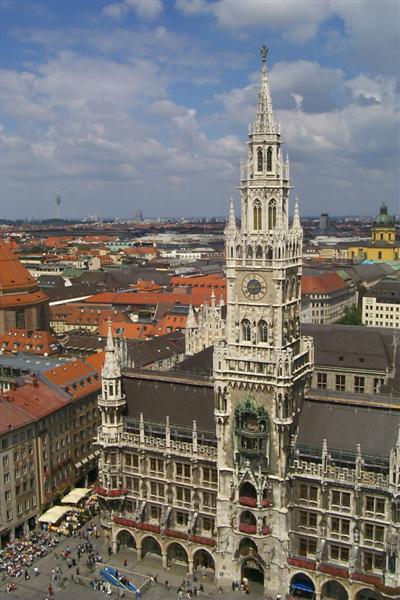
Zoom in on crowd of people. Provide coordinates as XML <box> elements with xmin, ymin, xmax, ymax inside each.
<box><xmin>0</xmin><ymin>532</ymin><xmax>59</xmax><ymax>578</ymax></box>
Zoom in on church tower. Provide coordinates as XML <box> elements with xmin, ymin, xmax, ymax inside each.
<box><xmin>214</xmin><ymin>48</ymin><xmax>314</xmax><ymax>595</ymax></box>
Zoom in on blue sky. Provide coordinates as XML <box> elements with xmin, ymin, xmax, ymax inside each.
<box><xmin>1</xmin><ymin>0</ymin><xmax>399</xmax><ymax>219</ymax></box>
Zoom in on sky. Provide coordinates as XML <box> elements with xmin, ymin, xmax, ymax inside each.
<box><xmin>1</xmin><ymin>0</ymin><xmax>399</xmax><ymax>220</ymax></box>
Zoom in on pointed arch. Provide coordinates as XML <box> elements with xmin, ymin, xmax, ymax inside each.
<box><xmin>257</xmin><ymin>147</ymin><xmax>263</xmax><ymax>172</ymax></box>
<box><xmin>268</xmin><ymin>199</ymin><xmax>276</xmax><ymax>229</ymax></box>
<box><xmin>236</xmin><ymin>245</ymin><xmax>243</xmax><ymax>259</ymax></box>
<box><xmin>255</xmin><ymin>245</ymin><xmax>263</xmax><ymax>259</ymax></box>
<box><xmin>267</xmin><ymin>146</ymin><xmax>272</xmax><ymax>171</ymax></box>
<box><xmin>253</xmin><ymin>199</ymin><xmax>262</xmax><ymax>230</ymax></box>
<box><xmin>246</xmin><ymin>245</ymin><xmax>253</xmax><ymax>259</ymax></box>
<box><xmin>265</xmin><ymin>246</ymin><xmax>272</xmax><ymax>260</ymax></box>
<box><xmin>258</xmin><ymin>320</ymin><xmax>268</xmax><ymax>343</ymax></box>
<box><xmin>241</xmin><ymin>319</ymin><xmax>251</xmax><ymax>342</ymax></box>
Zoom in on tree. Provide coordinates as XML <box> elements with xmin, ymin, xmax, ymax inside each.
<box><xmin>337</xmin><ymin>305</ymin><xmax>363</xmax><ymax>326</ymax></box>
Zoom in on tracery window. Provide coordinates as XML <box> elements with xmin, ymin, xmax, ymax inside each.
<box><xmin>253</xmin><ymin>199</ymin><xmax>262</xmax><ymax>230</ymax></box>
<box><xmin>241</xmin><ymin>319</ymin><xmax>251</xmax><ymax>342</ymax></box>
<box><xmin>267</xmin><ymin>146</ymin><xmax>272</xmax><ymax>171</ymax></box>
<box><xmin>257</xmin><ymin>147</ymin><xmax>263</xmax><ymax>172</ymax></box>
<box><xmin>268</xmin><ymin>199</ymin><xmax>276</xmax><ymax>229</ymax></box>
<box><xmin>258</xmin><ymin>320</ymin><xmax>268</xmax><ymax>343</ymax></box>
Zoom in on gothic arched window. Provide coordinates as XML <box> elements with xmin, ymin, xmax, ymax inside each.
<box><xmin>241</xmin><ymin>319</ymin><xmax>251</xmax><ymax>342</ymax></box>
<box><xmin>267</xmin><ymin>147</ymin><xmax>272</xmax><ymax>171</ymax></box>
<box><xmin>258</xmin><ymin>320</ymin><xmax>268</xmax><ymax>343</ymax></box>
<box><xmin>236</xmin><ymin>245</ymin><xmax>243</xmax><ymax>259</ymax></box>
<box><xmin>253</xmin><ymin>199</ymin><xmax>262</xmax><ymax>230</ymax></box>
<box><xmin>257</xmin><ymin>147</ymin><xmax>263</xmax><ymax>172</ymax></box>
<box><xmin>246</xmin><ymin>245</ymin><xmax>253</xmax><ymax>259</ymax></box>
<box><xmin>268</xmin><ymin>199</ymin><xmax>277</xmax><ymax>229</ymax></box>
<box><xmin>255</xmin><ymin>245</ymin><xmax>263</xmax><ymax>259</ymax></box>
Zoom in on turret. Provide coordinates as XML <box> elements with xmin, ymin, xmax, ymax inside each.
<box><xmin>98</xmin><ymin>321</ymin><xmax>126</xmax><ymax>436</ymax></box>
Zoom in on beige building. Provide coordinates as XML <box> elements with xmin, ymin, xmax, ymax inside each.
<box><xmin>362</xmin><ymin>279</ymin><xmax>400</xmax><ymax>328</ymax></box>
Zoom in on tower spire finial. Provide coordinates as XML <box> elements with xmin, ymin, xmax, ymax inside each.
<box><xmin>253</xmin><ymin>45</ymin><xmax>275</xmax><ymax>134</ymax></box>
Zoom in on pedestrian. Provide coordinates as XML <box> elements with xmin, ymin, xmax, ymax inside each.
<box><xmin>232</xmin><ymin>581</ymin><xmax>235</xmax><ymax>592</ymax></box>
<box><xmin>34</xmin><ymin>566</ymin><xmax>39</xmax><ymax>576</ymax></box>
<box><xmin>108</xmin><ymin>546</ymin><xmax>112</xmax><ymax>557</ymax></box>
<box><xmin>124</xmin><ymin>558</ymin><xmax>128</xmax><ymax>567</ymax></box>
<box><xmin>276</xmin><ymin>595</ymin><xmax>282</xmax><ymax>600</ymax></box>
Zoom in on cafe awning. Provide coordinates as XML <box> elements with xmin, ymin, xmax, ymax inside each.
<box><xmin>61</xmin><ymin>487</ymin><xmax>91</xmax><ymax>505</ymax></box>
<box><xmin>38</xmin><ymin>505</ymin><xmax>72</xmax><ymax>524</ymax></box>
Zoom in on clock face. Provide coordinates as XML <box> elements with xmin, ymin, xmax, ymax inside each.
<box><xmin>242</xmin><ymin>275</ymin><xmax>267</xmax><ymax>300</ymax></box>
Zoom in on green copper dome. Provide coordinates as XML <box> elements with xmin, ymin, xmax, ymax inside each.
<box><xmin>373</xmin><ymin>203</ymin><xmax>395</xmax><ymax>227</ymax></box>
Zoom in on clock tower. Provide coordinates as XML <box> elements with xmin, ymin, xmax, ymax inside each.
<box><xmin>214</xmin><ymin>48</ymin><xmax>314</xmax><ymax>595</ymax></box>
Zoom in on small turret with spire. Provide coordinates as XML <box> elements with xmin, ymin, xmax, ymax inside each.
<box><xmin>98</xmin><ymin>320</ymin><xmax>126</xmax><ymax>436</ymax></box>
<box><xmin>252</xmin><ymin>46</ymin><xmax>277</xmax><ymax>135</ymax></box>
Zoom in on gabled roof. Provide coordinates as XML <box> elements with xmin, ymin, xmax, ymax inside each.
<box><xmin>302</xmin><ymin>271</ymin><xmax>348</xmax><ymax>295</ymax></box>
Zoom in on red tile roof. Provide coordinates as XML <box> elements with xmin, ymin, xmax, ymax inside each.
<box><xmin>0</xmin><ymin>397</ymin><xmax>34</xmax><ymax>434</ymax></box>
<box><xmin>84</xmin><ymin>291</ymin><xmax>193</xmax><ymax>306</ymax></box>
<box><xmin>302</xmin><ymin>272</ymin><xmax>348</xmax><ymax>295</ymax></box>
<box><xmin>97</xmin><ymin>321</ymin><xmax>154</xmax><ymax>340</ymax></box>
<box><xmin>42</xmin><ymin>360</ymin><xmax>100</xmax><ymax>401</ymax></box>
<box><xmin>0</xmin><ymin>329</ymin><xmax>59</xmax><ymax>355</ymax></box>
<box><xmin>0</xmin><ymin>240</ymin><xmax>39</xmax><ymax>293</ymax></box>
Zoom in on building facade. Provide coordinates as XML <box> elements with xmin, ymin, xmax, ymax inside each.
<box><xmin>362</xmin><ymin>280</ymin><xmax>400</xmax><ymax>328</ymax></box>
<box><xmin>347</xmin><ymin>204</ymin><xmax>399</xmax><ymax>262</ymax></box>
<box><xmin>96</xmin><ymin>50</ymin><xmax>400</xmax><ymax>600</ymax></box>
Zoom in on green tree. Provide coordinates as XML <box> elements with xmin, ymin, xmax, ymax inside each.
<box><xmin>337</xmin><ymin>305</ymin><xmax>363</xmax><ymax>326</ymax></box>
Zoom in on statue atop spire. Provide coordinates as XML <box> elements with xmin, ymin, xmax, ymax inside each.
<box><xmin>102</xmin><ymin>320</ymin><xmax>121</xmax><ymax>379</ymax></box>
<box><xmin>252</xmin><ymin>45</ymin><xmax>276</xmax><ymax>135</ymax></box>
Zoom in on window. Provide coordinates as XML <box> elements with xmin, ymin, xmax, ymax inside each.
<box><xmin>331</xmin><ymin>490</ymin><xmax>351</xmax><ymax>511</ymax></box>
<box><xmin>241</xmin><ymin>319</ymin><xmax>251</xmax><ymax>342</ymax></box>
<box><xmin>365</xmin><ymin>496</ymin><xmax>385</xmax><ymax>516</ymax></box>
<box><xmin>2</xmin><ymin>455</ymin><xmax>8</xmax><ymax>468</ymax></box>
<box><xmin>317</xmin><ymin>372</ymin><xmax>327</xmax><ymax>390</ymax></box>
<box><xmin>266</xmin><ymin>146</ymin><xmax>272</xmax><ymax>171</ymax></box>
<box><xmin>299</xmin><ymin>484</ymin><xmax>318</xmax><ymax>505</ymax></box>
<box><xmin>203</xmin><ymin>492</ymin><xmax>216</xmax><ymax>509</ymax></box>
<box><xmin>299</xmin><ymin>511</ymin><xmax>318</xmax><ymax>532</ymax></box>
<box><xmin>150</xmin><ymin>458</ymin><xmax>164</xmax><ymax>475</ymax></box>
<box><xmin>5</xmin><ymin>490</ymin><xmax>11</xmax><ymax>502</ymax></box>
<box><xmin>330</xmin><ymin>544</ymin><xmax>349</xmax><ymax>563</ymax></box>
<box><xmin>125</xmin><ymin>453</ymin><xmax>139</xmax><ymax>469</ymax></box>
<box><xmin>176</xmin><ymin>486</ymin><xmax>191</xmax><ymax>506</ymax></box>
<box><xmin>176</xmin><ymin>511</ymin><xmax>189</xmax><ymax>526</ymax></box>
<box><xmin>253</xmin><ymin>199</ymin><xmax>262</xmax><ymax>230</ymax></box>
<box><xmin>202</xmin><ymin>467</ymin><xmax>217</xmax><ymax>486</ymax></box>
<box><xmin>373</xmin><ymin>378</ymin><xmax>384</xmax><ymax>394</ymax></box>
<box><xmin>354</xmin><ymin>376</ymin><xmax>365</xmax><ymax>393</ymax></box>
<box><xmin>257</xmin><ymin>147</ymin><xmax>263</xmax><ymax>172</ymax></box>
<box><xmin>268</xmin><ymin>200</ymin><xmax>276</xmax><ymax>229</ymax></box>
<box><xmin>331</xmin><ymin>517</ymin><xmax>350</xmax><ymax>538</ymax></box>
<box><xmin>150</xmin><ymin>481</ymin><xmax>164</xmax><ymax>500</ymax></box>
<box><xmin>364</xmin><ymin>523</ymin><xmax>384</xmax><ymax>546</ymax></box>
<box><xmin>203</xmin><ymin>517</ymin><xmax>214</xmax><ymax>532</ymax></box>
<box><xmin>258</xmin><ymin>320</ymin><xmax>268</xmax><ymax>343</ymax></box>
<box><xmin>150</xmin><ymin>505</ymin><xmax>161</xmax><ymax>520</ymax></box>
<box><xmin>4</xmin><ymin>472</ymin><xmax>10</xmax><ymax>484</ymax></box>
<box><xmin>176</xmin><ymin>463</ymin><xmax>191</xmax><ymax>481</ymax></box>
<box><xmin>6</xmin><ymin>509</ymin><xmax>13</xmax><ymax>521</ymax></box>
<box><xmin>125</xmin><ymin>477</ymin><xmax>139</xmax><ymax>493</ymax></box>
<box><xmin>364</xmin><ymin>551</ymin><xmax>384</xmax><ymax>572</ymax></box>
<box><xmin>17</xmin><ymin>504</ymin><xmax>23</xmax><ymax>515</ymax></box>
<box><xmin>299</xmin><ymin>538</ymin><xmax>317</xmax><ymax>557</ymax></box>
<box><xmin>16</xmin><ymin>309</ymin><xmax>26</xmax><ymax>329</ymax></box>
<box><xmin>335</xmin><ymin>374</ymin><xmax>346</xmax><ymax>392</ymax></box>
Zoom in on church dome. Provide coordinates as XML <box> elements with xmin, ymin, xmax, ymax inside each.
<box><xmin>373</xmin><ymin>203</ymin><xmax>395</xmax><ymax>227</ymax></box>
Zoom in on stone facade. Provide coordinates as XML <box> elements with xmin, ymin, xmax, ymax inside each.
<box><xmin>96</xmin><ymin>50</ymin><xmax>400</xmax><ymax>600</ymax></box>
<box><xmin>185</xmin><ymin>293</ymin><xmax>226</xmax><ymax>357</ymax></box>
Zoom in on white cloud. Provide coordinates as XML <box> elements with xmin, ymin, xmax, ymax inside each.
<box><xmin>103</xmin><ymin>0</ymin><xmax>163</xmax><ymax>20</ymax></box>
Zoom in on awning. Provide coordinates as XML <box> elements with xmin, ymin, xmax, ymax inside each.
<box><xmin>38</xmin><ymin>505</ymin><xmax>72</xmax><ymax>524</ymax></box>
<box><xmin>61</xmin><ymin>487</ymin><xmax>91</xmax><ymax>505</ymax></box>
<box><xmin>292</xmin><ymin>582</ymin><xmax>315</xmax><ymax>593</ymax></box>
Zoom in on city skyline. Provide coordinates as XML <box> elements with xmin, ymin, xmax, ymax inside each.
<box><xmin>2</xmin><ymin>0</ymin><xmax>399</xmax><ymax>219</ymax></box>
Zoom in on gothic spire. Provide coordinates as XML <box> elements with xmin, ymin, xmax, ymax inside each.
<box><xmin>186</xmin><ymin>304</ymin><xmax>197</xmax><ymax>329</ymax></box>
<box><xmin>293</xmin><ymin>198</ymin><xmax>301</xmax><ymax>230</ymax></box>
<box><xmin>102</xmin><ymin>320</ymin><xmax>121</xmax><ymax>379</ymax></box>
<box><xmin>253</xmin><ymin>46</ymin><xmax>275</xmax><ymax>135</ymax></box>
